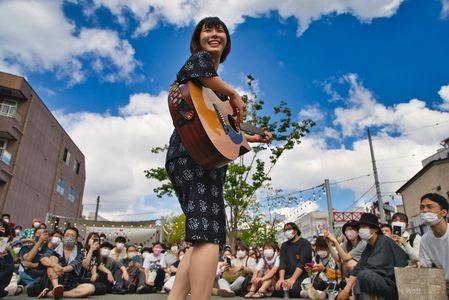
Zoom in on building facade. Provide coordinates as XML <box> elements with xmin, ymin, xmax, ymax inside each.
<box><xmin>0</xmin><ymin>72</ymin><xmax>85</xmax><ymax>227</ymax></box>
<box><xmin>397</xmin><ymin>138</ymin><xmax>449</xmax><ymax>233</ymax></box>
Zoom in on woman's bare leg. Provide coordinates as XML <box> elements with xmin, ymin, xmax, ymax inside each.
<box><xmin>167</xmin><ymin>247</ymin><xmax>193</xmax><ymax>300</ymax></box>
<box><xmin>189</xmin><ymin>242</ymin><xmax>219</xmax><ymax>300</ymax></box>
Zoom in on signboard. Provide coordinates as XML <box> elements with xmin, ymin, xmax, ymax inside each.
<box><xmin>333</xmin><ymin>212</ymin><xmax>362</xmax><ymax>222</ymax></box>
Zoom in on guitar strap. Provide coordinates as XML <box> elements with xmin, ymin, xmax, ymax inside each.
<box><xmin>169</xmin><ymin>82</ymin><xmax>195</xmax><ymax>126</ymax></box>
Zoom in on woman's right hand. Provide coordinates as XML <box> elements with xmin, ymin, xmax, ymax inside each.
<box><xmin>324</xmin><ymin>230</ymin><xmax>338</xmax><ymax>244</ymax></box>
<box><xmin>337</xmin><ymin>287</ymin><xmax>351</xmax><ymax>300</ymax></box>
<box><xmin>229</xmin><ymin>93</ymin><xmax>245</xmax><ymax>125</ymax></box>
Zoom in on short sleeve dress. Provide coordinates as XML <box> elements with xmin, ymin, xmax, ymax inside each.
<box><xmin>165</xmin><ymin>50</ymin><xmax>228</xmax><ymax>246</ymax></box>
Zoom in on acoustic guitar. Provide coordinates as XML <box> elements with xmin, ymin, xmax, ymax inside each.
<box><xmin>168</xmin><ymin>81</ymin><xmax>265</xmax><ymax>170</ymax></box>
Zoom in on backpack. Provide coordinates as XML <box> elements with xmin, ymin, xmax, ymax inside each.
<box><xmin>408</xmin><ymin>232</ymin><xmax>419</xmax><ymax>247</ymax></box>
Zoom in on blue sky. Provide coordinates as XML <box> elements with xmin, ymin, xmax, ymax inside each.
<box><xmin>1</xmin><ymin>0</ymin><xmax>449</xmax><ymax>220</ymax></box>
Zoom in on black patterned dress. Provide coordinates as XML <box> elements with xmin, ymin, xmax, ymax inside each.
<box><xmin>166</xmin><ymin>50</ymin><xmax>228</xmax><ymax>246</ymax></box>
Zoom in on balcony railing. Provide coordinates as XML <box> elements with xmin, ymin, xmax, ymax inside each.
<box><xmin>0</xmin><ymin>103</ymin><xmax>22</xmax><ymax>122</ymax></box>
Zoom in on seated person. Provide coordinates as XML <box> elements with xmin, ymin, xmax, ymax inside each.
<box><xmin>163</xmin><ymin>248</ymin><xmax>185</xmax><ymax>292</ymax></box>
<box><xmin>390</xmin><ymin>212</ymin><xmax>420</xmax><ymax>261</ymax></box>
<box><xmin>39</xmin><ymin>227</ymin><xmax>95</xmax><ymax>298</ymax></box>
<box><xmin>119</xmin><ymin>245</ymin><xmax>143</xmax><ymax>293</ymax></box>
<box><xmin>0</xmin><ymin>222</ymin><xmax>14</xmax><ymax>298</ymax></box>
<box><xmin>338</xmin><ymin>213</ymin><xmax>409</xmax><ymax>300</ymax></box>
<box><xmin>218</xmin><ymin>241</ymin><xmax>256</xmax><ymax>296</ymax></box>
<box><xmin>110</xmin><ymin>236</ymin><xmax>127</xmax><ymax>261</ymax></box>
<box><xmin>137</xmin><ymin>242</ymin><xmax>167</xmax><ymax>293</ymax></box>
<box><xmin>97</xmin><ymin>242</ymin><xmax>129</xmax><ymax>294</ymax></box>
<box><xmin>79</xmin><ymin>232</ymin><xmax>105</xmax><ymax>295</ymax></box>
<box><xmin>274</xmin><ymin>222</ymin><xmax>312</xmax><ymax>298</ymax></box>
<box><xmin>325</xmin><ymin>221</ymin><xmax>367</xmax><ymax>273</ymax></box>
<box><xmin>20</xmin><ymin>218</ymin><xmax>42</xmax><ymax>240</ymax></box>
<box><xmin>303</xmin><ymin>237</ymin><xmax>341</xmax><ymax>300</ymax></box>
<box><xmin>245</xmin><ymin>242</ymin><xmax>279</xmax><ymax>298</ymax></box>
<box><xmin>165</xmin><ymin>242</ymin><xmax>178</xmax><ymax>267</ymax></box>
<box><xmin>20</xmin><ymin>227</ymin><xmax>49</xmax><ymax>290</ymax></box>
<box><xmin>418</xmin><ymin>193</ymin><xmax>449</xmax><ymax>296</ymax></box>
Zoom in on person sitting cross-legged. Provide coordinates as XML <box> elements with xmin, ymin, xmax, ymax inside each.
<box><xmin>38</xmin><ymin>227</ymin><xmax>95</xmax><ymax>299</ymax></box>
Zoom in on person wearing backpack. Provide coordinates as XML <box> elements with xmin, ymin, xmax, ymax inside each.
<box><xmin>390</xmin><ymin>212</ymin><xmax>420</xmax><ymax>261</ymax></box>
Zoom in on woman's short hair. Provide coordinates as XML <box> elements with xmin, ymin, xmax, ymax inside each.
<box><xmin>190</xmin><ymin>17</ymin><xmax>231</xmax><ymax>63</ymax></box>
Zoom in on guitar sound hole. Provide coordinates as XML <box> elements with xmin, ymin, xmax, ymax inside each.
<box><xmin>227</xmin><ymin>115</ymin><xmax>239</xmax><ymax>133</ymax></box>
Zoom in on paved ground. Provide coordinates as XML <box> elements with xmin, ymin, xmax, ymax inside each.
<box><xmin>11</xmin><ymin>294</ymin><xmax>246</xmax><ymax>300</ymax></box>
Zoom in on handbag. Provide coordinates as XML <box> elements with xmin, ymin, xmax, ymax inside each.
<box><xmin>311</xmin><ymin>256</ymin><xmax>330</xmax><ymax>291</ymax></box>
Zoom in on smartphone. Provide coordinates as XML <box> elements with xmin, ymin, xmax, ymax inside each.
<box><xmin>393</xmin><ymin>225</ymin><xmax>402</xmax><ymax>236</ymax></box>
<box><xmin>226</xmin><ymin>257</ymin><xmax>232</xmax><ymax>266</ymax></box>
<box><xmin>306</xmin><ymin>262</ymin><xmax>314</xmax><ymax>268</ymax></box>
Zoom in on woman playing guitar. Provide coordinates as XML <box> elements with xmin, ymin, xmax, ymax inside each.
<box><xmin>166</xmin><ymin>17</ymin><xmax>272</xmax><ymax>300</ymax></box>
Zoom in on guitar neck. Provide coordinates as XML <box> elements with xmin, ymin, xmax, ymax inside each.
<box><xmin>240</xmin><ymin>123</ymin><xmax>266</xmax><ymax>136</ymax></box>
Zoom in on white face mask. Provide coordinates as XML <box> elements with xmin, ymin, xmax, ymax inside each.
<box><xmin>317</xmin><ymin>250</ymin><xmax>328</xmax><ymax>258</ymax></box>
<box><xmin>358</xmin><ymin>228</ymin><xmax>373</xmax><ymax>241</ymax></box>
<box><xmin>33</xmin><ymin>222</ymin><xmax>41</xmax><ymax>228</ymax></box>
<box><xmin>171</xmin><ymin>246</ymin><xmax>178</xmax><ymax>253</ymax></box>
<box><xmin>13</xmin><ymin>247</ymin><xmax>21</xmax><ymax>254</ymax></box>
<box><xmin>236</xmin><ymin>250</ymin><xmax>247</xmax><ymax>259</ymax></box>
<box><xmin>51</xmin><ymin>237</ymin><xmax>61</xmax><ymax>247</ymax></box>
<box><xmin>421</xmin><ymin>212</ymin><xmax>441</xmax><ymax>226</ymax></box>
<box><xmin>284</xmin><ymin>229</ymin><xmax>295</xmax><ymax>240</ymax></box>
<box><xmin>263</xmin><ymin>249</ymin><xmax>274</xmax><ymax>259</ymax></box>
<box><xmin>391</xmin><ymin>221</ymin><xmax>406</xmax><ymax>235</ymax></box>
<box><xmin>128</xmin><ymin>252</ymin><xmax>136</xmax><ymax>259</ymax></box>
<box><xmin>101</xmin><ymin>248</ymin><xmax>111</xmax><ymax>257</ymax></box>
<box><xmin>116</xmin><ymin>243</ymin><xmax>125</xmax><ymax>250</ymax></box>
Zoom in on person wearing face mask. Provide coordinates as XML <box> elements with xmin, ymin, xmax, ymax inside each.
<box><xmin>217</xmin><ymin>242</ymin><xmax>256</xmax><ymax>296</ymax></box>
<box><xmin>390</xmin><ymin>212</ymin><xmax>420</xmax><ymax>261</ymax></box>
<box><xmin>3</xmin><ymin>240</ymin><xmax>24</xmax><ymax>297</ymax></box>
<box><xmin>118</xmin><ymin>245</ymin><xmax>143</xmax><ymax>293</ymax></box>
<box><xmin>110</xmin><ymin>236</ymin><xmax>127</xmax><ymax>262</ymax></box>
<box><xmin>244</xmin><ymin>242</ymin><xmax>279</xmax><ymax>298</ymax></box>
<box><xmin>137</xmin><ymin>242</ymin><xmax>167</xmax><ymax>294</ymax></box>
<box><xmin>337</xmin><ymin>213</ymin><xmax>409</xmax><ymax>300</ymax></box>
<box><xmin>37</xmin><ymin>227</ymin><xmax>95</xmax><ymax>298</ymax></box>
<box><xmin>163</xmin><ymin>248</ymin><xmax>186</xmax><ymax>293</ymax></box>
<box><xmin>96</xmin><ymin>241</ymin><xmax>129</xmax><ymax>294</ymax></box>
<box><xmin>1</xmin><ymin>214</ymin><xmax>15</xmax><ymax>239</ymax></box>
<box><xmin>303</xmin><ymin>237</ymin><xmax>340</xmax><ymax>300</ymax></box>
<box><xmin>20</xmin><ymin>218</ymin><xmax>42</xmax><ymax>240</ymax></box>
<box><xmin>273</xmin><ymin>222</ymin><xmax>312</xmax><ymax>298</ymax></box>
<box><xmin>78</xmin><ymin>232</ymin><xmax>106</xmax><ymax>295</ymax></box>
<box><xmin>418</xmin><ymin>193</ymin><xmax>449</xmax><ymax>294</ymax></box>
<box><xmin>325</xmin><ymin>221</ymin><xmax>367</xmax><ymax>273</ymax></box>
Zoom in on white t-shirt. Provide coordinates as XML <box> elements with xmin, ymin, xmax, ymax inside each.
<box><xmin>143</xmin><ymin>253</ymin><xmax>166</xmax><ymax>272</ymax></box>
<box><xmin>419</xmin><ymin>224</ymin><xmax>449</xmax><ymax>281</ymax></box>
<box><xmin>256</xmin><ymin>255</ymin><xmax>280</xmax><ymax>271</ymax></box>
<box><xmin>232</xmin><ymin>256</ymin><xmax>257</xmax><ymax>271</ymax></box>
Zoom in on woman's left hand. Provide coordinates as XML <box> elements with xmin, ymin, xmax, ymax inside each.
<box><xmin>245</xmin><ymin>129</ymin><xmax>273</xmax><ymax>144</ymax></box>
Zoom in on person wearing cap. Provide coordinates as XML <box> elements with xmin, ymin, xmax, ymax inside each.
<box><xmin>418</xmin><ymin>193</ymin><xmax>449</xmax><ymax>295</ymax></box>
<box><xmin>274</xmin><ymin>222</ymin><xmax>313</xmax><ymax>298</ymax></box>
<box><xmin>324</xmin><ymin>220</ymin><xmax>367</xmax><ymax>273</ymax></box>
<box><xmin>337</xmin><ymin>213</ymin><xmax>409</xmax><ymax>300</ymax></box>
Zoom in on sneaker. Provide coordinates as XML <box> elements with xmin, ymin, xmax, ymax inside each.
<box><xmin>1</xmin><ymin>290</ymin><xmax>9</xmax><ymax>299</ymax></box>
<box><xmin>128</xmin><ymin>283</ymin><xmax>136</xmax><ymax>294</ymax></box>
<box><xmin>15</xmin><ymin>285</ymin><xmax>25</xmax><ymax>295</ymax></box>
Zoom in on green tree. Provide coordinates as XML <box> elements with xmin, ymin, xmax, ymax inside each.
<box><xmin>162</xmin><ymin>214</ymin><xmax>186</xmax><ymax>245</ymax></box>
<box><xmin>145</xmin><ymin>75</ymin><xmax>315</xmax><ymax>248</ymax></box>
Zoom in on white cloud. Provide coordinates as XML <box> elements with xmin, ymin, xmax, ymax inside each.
<box><xmin>299</xmin><ymin>105</ymin><xmax>325</xmax><ymax>122</ymax></box>
<box><xmin>91</xmin><ymin>0</ymin><xmax>405</xmax><ymax>37</ymax></box>
<box><xmin>0</xmin><ymin>0</ymin><xmax>139</xmax><ymax>85</ymax></box>
<box><xmin>441</xmin><ymin>0</ymin><xmax>449</xmax><ymax>19</ymax></box>
<box><xmin>54</xmin><ymin>90</ymin><xmax>178</xmax><ymax>219</ymax></box>
<box><xmin>438</xmin><ymin>84</ymin><xmax>449</xmax><ymax>110</ymax></box>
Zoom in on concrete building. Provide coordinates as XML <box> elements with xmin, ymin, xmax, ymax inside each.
<box><xmin>0</xmin><ymin>72</ymin><xmax>85</xmax><ymax>227</ymax></box>
<box><xmin>396</xmin><ymin>138</ymin><xmax>449</xmax><ymax>232</ymax></box>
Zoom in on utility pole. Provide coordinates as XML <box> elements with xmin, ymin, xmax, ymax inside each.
<box><xmin>324</xmin><ymin>179</ymin><xmax>334</xmax><ymax>233</ymax></box>
<box><xmin>94</xmin><ymin>196</ymin><xmax>100</xmax><ymax>221</ymax></box>
<box><xmin>367</xmin><ymin>128</ymin><xmax>386</xmax><ymax>223</ymax></box>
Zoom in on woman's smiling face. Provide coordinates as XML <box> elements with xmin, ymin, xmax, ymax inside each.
<box><xmin>199</xmin><ymin>24</ymin><xmax>227</xmax><ymax>58</ymax></box>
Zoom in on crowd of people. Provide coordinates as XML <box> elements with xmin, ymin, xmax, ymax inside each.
<box><xmin>0</xmin><ymin>192</ymin><xmax>448</xmax><ymax>299</ymax></box>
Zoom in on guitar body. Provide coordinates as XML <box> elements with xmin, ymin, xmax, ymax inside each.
<box><xmin>168</xmin><ymin>81</ymin><xmax>251</xmax><ymax>170</ymax></box>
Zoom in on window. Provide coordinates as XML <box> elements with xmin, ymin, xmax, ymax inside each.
<box><xmin>68</xmin><ymin>187</ymin><xmax>76</xmax><ymax>202</ymax></box>
<box><xmin>62</xmin><ymin>148</ymin><xmax>70</xmax><ymax>165</ymax></box>
<box><xmin>56</xmin><ymin>178</ymin><xmax>65</xmax><ymax>195</ymax></box>
<box><xmin>0</xmin><ymin>139</ymin><xmax>12</xmax><ymax>165</ymax></box>
<box><xmin>0</xmin><ymin>100</ymin><xmax>17</xmax><ymax>117</ymax></box>
<box><xmin>73</xmin><ymin>160</ymin><xmax>80</xmax><ymax>175</ymax></box>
